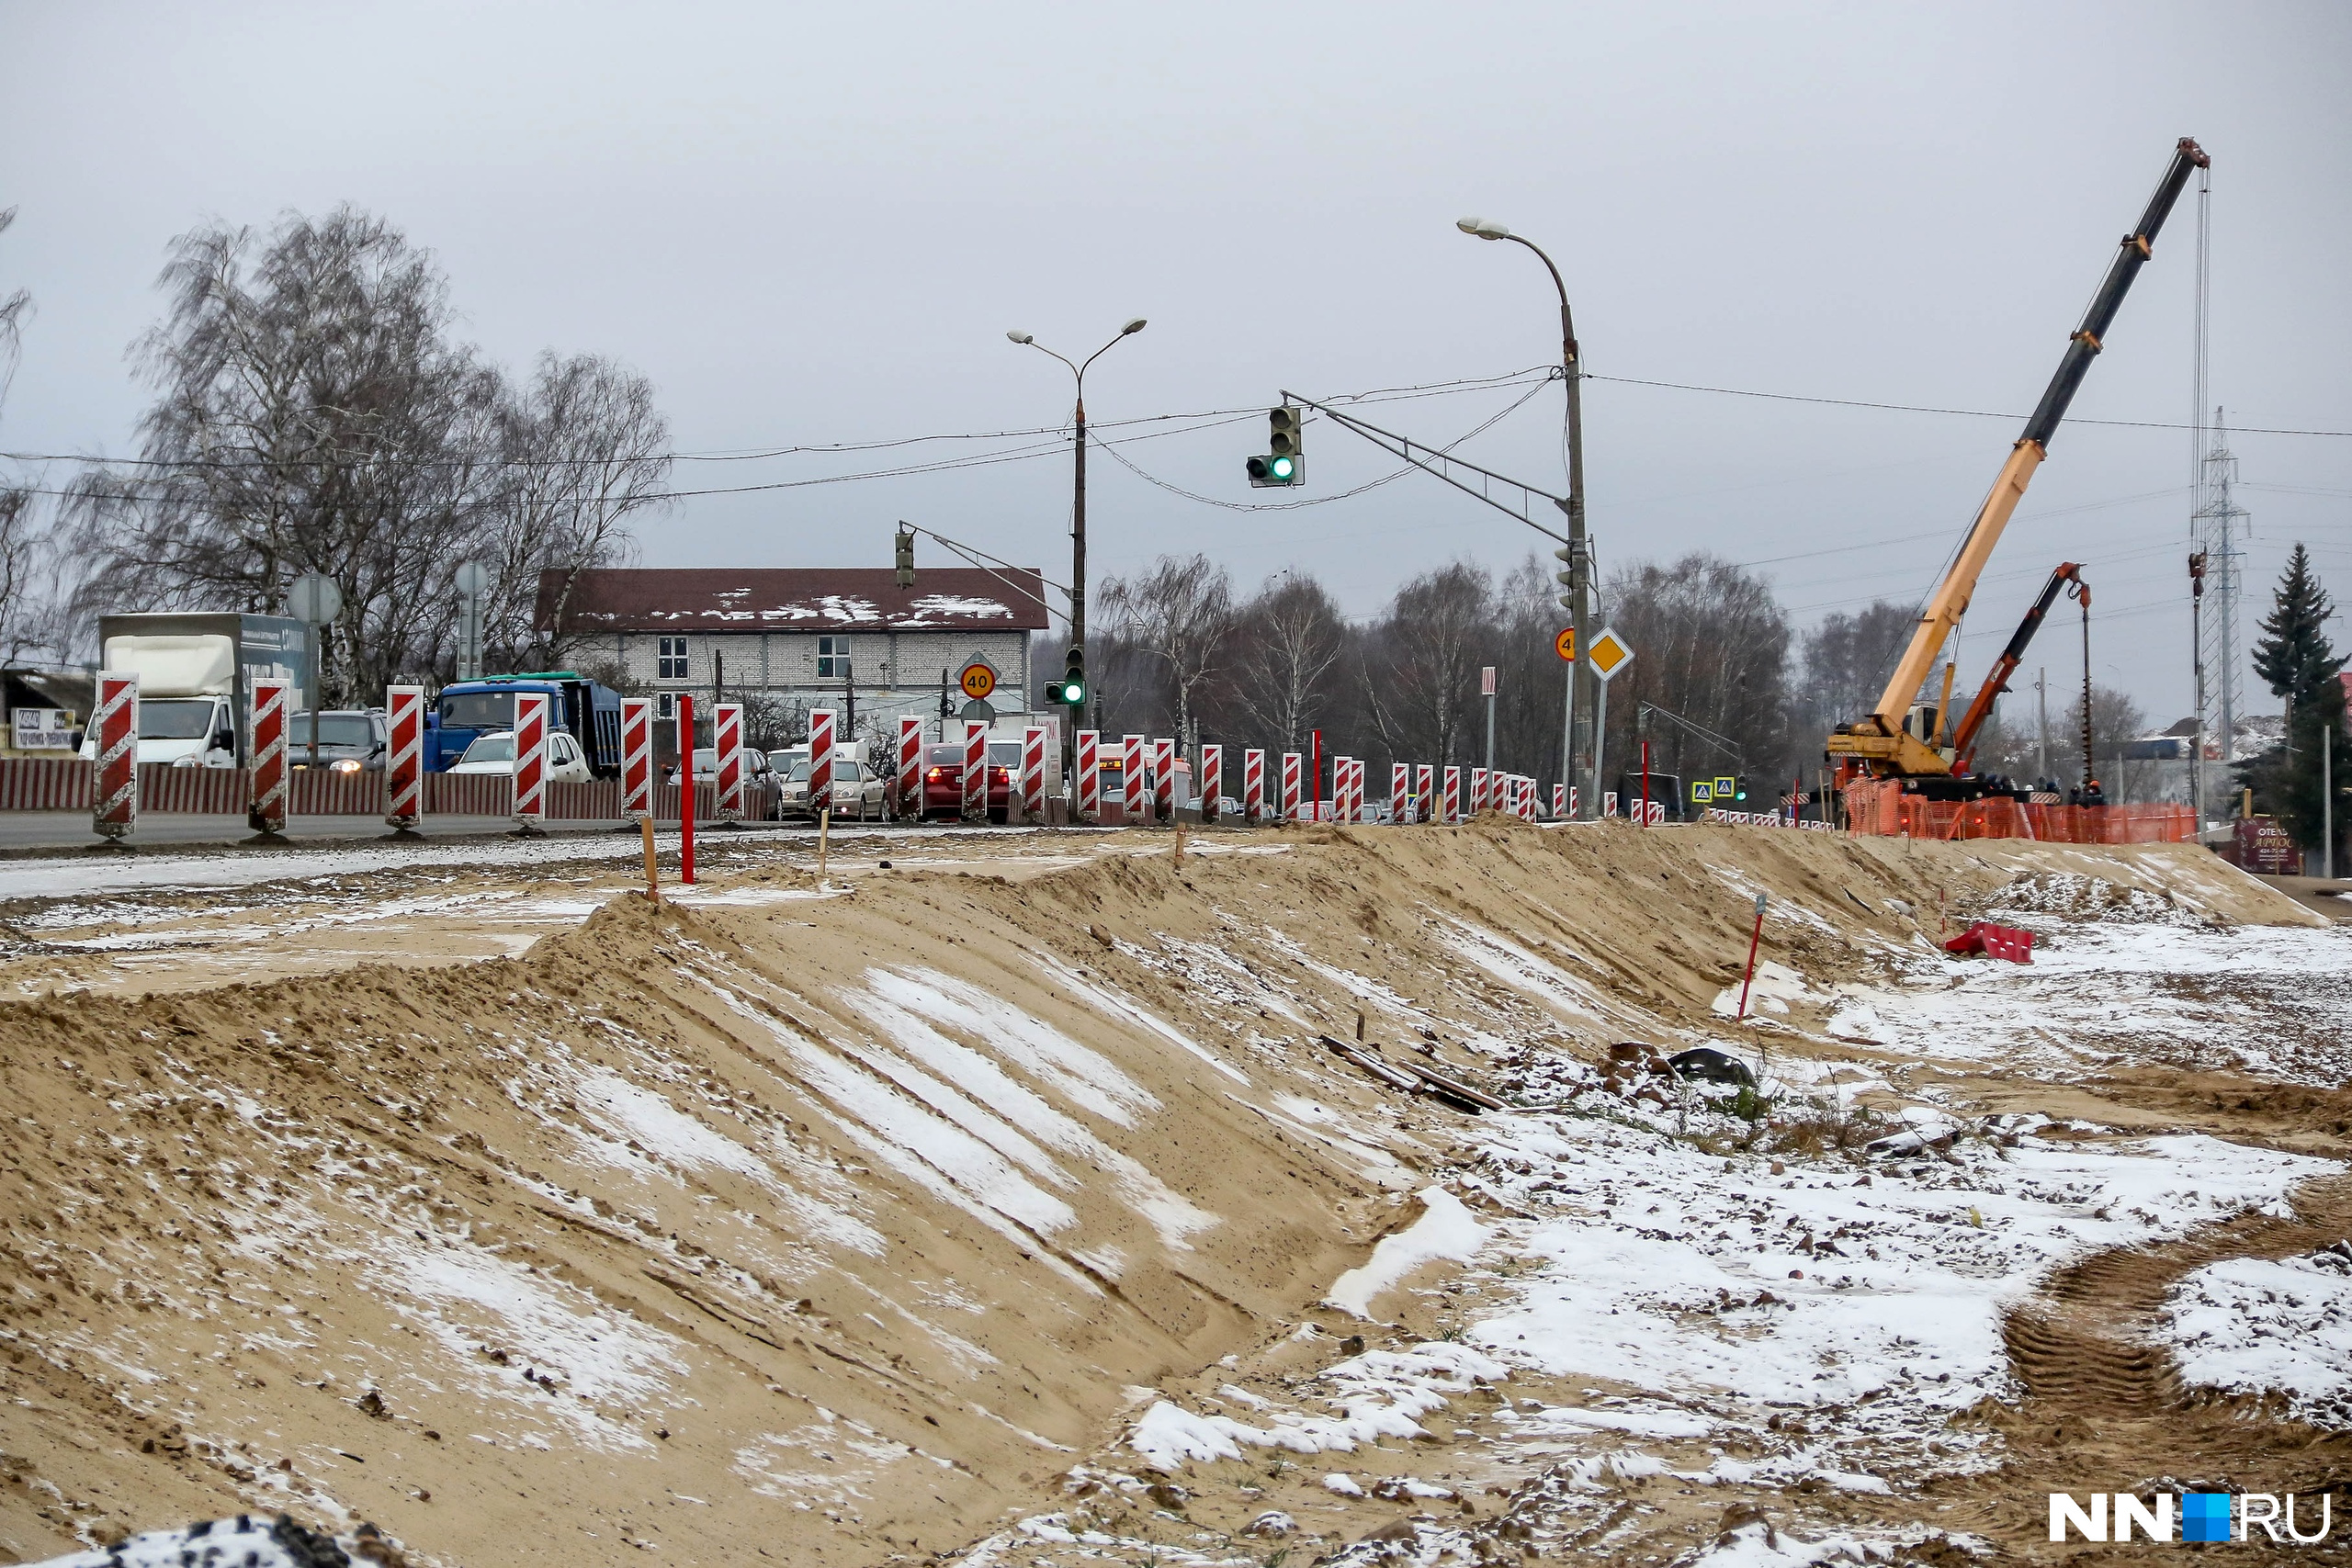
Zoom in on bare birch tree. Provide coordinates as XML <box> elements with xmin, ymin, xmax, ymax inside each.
<box><xmin>483</xmin><ymin>352</ymin><xmax>668</xmax><ymax>670</ymax></box>
<box><xmin>1361</xmin><ymin>561</ymin><xmax>1493</xmax><ymax>767</ymax></box>
<box><xmin>1228</xmin><ymin>570</ymin><xmax>1348</xmax><ymax>750</ymax></box>
<box><xmin>1100</xmin><ymin>554</ymin><xmax>1234</xmax><ymax>748</ymax></box>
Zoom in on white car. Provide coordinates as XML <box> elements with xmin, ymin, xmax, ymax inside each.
<box><xmin>447</xmin><ymin>728</ymin><xmax>593</xmax><ymax>784</ymax></box>
<box><xmin>691</xmin><ymin>746</ymin><xmax>774</xmax><ymax>784</ymax></box>
<box><xmin>775</xmin><ymin>756</ymin><xmax>886</xmax><ymax>821</ymax></box>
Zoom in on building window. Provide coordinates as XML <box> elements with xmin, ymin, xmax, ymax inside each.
<box><xmin>656</xmin><ymin>692</ymin><xmax>677</xmax><ymax>721</ymax></box>
<box><xmin>818</xmin><ymin>635</ymin><xmax>849</xmax><ymax>678</ymax></box>
<box><xmin>658</xmin><ymin>636</ymin><xmax>689</xmax><ymax>681</ymax></box>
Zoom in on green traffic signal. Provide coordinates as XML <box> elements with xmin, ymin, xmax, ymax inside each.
<box><xmin>1246</xmin><ymin>405</ymin><xmax>1306</xmax><ymax>488</ymax></box>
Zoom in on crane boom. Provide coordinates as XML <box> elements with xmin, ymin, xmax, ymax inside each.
<box><xmin>1831</xmin><ymin>137</ymin><xmax>2207</xmax><ymax>778</ymax></box>
<box><xmin>1949</xmin><ymin>561</ymin><xmax>2085</xmax><ymax>771</ymax></box>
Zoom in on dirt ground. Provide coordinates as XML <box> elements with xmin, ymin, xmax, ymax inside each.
<box><xmin>0</xmin><ymin>819</ymin><xmax>2343</xmax><ymax>1567</ymax></box>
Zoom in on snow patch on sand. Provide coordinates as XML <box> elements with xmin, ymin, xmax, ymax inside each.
<box><xmin>1326</xmin><ymin>1187</ymin><xmax>1490</xmax><ymax>1316</ymax></box>
<box><xmin>2164</xmin><ymin>1253</ymin><xmax>2352</xmax><ymax>1428</ymax></box>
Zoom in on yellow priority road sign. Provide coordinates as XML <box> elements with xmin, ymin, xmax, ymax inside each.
<box><xmin>1554</xmin><ymin>627</ymin><xmax>1577</xmax><ymax>662</ymax></box>
<box><xmin>1587</xmin><ymin>626</ymin><xmax>1634</xmax><ymax>682</ymax></box>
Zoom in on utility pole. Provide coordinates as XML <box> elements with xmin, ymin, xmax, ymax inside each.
<box><xmin>1008</xmin><ymin>319</ymin><xmax>1148</xmax><ymax>784</ymax></box>
<box><xmin>2189</xmin><ymin>551</ymin><xmax>2208</xmax><ymax>827</ymax></box>
<box><xmin>2035</xmin><ymin>667</ymin><xmax>2050</xmax><ymax>784</ymax></box>
<box><xmin>1459</xmin><ymin>217</ymin><xmax>1592</xmax><ymax>817</ymax></box>
<box><xmin>1482</xmin><ymin>666</ymin><xmax>1498</xmax><ymax>786</ymax></box>
<box><xmin>2324</xmin><ymin>711</ymin><xmax>2335</xmax><ymax>882</ymax></box>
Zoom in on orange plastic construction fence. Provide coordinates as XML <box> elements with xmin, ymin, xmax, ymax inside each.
<box><xmin>1838</xmin><ymin>779</ymin><xmax>2193</xmax><ymax>844</ymax></box>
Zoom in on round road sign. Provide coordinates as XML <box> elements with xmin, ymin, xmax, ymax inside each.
<box><xmin>1554</xmin><ymin>627</ymin><xmax>1577</xmax><ymax>662</ymax></box>
<box><xmin>288</xmin><ymin>572</ymin><xmax>344</xmax><ymax>626</ymax></box>
<box><xmin>959</xmin><ymin>661</ymin><xmax>997</xmax><ymax>701</ymax></box>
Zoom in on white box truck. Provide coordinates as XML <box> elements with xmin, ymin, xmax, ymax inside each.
<box><xmin>78</xmin><ymin>613</ymin><xmax>311</xmax><ymax>768</ymax></box>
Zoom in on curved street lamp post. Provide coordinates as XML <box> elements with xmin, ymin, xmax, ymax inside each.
<box><xmin>1457</xmin><ymin>217</ymin><xmax>1593</xmax><ymax>818</ymax></box>
<box><xmin>1006</xmin><ymin>319</ymin><xmax>1148</xmax><ymax>776</ymax></box>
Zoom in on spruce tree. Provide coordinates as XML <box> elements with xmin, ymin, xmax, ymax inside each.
<box><xmin>2241</xmin><ymin>544</ymin><xmax>2349</xmax><ymax>861</ymax></box>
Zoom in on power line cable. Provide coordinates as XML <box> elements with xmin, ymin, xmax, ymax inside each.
<box><xmin>0</xmin><ymin>366</ymin><xmax>1556</xmax><ymax>473</ymax></box>
<box><xmin>1588</xmin><ymin>374</ymin><xmax>2352</xmax><ymax>439</ymax></box>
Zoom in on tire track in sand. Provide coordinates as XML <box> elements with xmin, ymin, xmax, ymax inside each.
<box><xmin>1959</xmin><ymin>1172</ymin><xmax>2352</xmax><ymax>1559</ymax></box>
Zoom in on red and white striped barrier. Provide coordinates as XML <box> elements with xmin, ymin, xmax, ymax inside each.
<box><xmin>249</xmin><ymin>676</ymin><xmax>290</xmax><ymax>835</ymax></box>
<box><xmin>620</xmin><ymin>697</ymin><xmax>653</xmax><ymax>818</ymax></box>
<box><xmin>1076</xmin><ymin>728</ymin><xmax>1101</xmax><ymax>822</ymax></box>
<box><xmin>1645</xmin><ymin>798</ymin><xmax>1664</xmax><ymax>825</ymax></box>
<box><xmin>714</xmin><ymin>702</ymin><xmax>745</xmax><ymax>820</ymax></box>
<box><xmin>1281</xmin><ymin>750</ymin><xmax>1300</xmax><ymax>824</ymax></box>
<box><xmin>1552</xmin><ymin>783</ymin><xmax>1566</xmax><ymax>819</ymax></box>
<box><xmin>1124</xmin><ymin>735</ymin><xmax>1148</xmax><ymax>821</ymax></box>
<box><xmin>1472</xmin><ymin>767</ymin><xmax>1490</xmax><ymax>815</ymax></box>
<box><xmin>0</xmin><ymin>759</ymin><xmax>87</xmax><ymax>810</ymax></box>
<box><xmin>1518</xmin><ymin>776</ymin><xmax>1534</xmax><ymax>818</ymax></box>
<box><xmin>1443</xmin><ymin>766</ymin><xmax>1462</xmax><ymax>823</ymax></box>
<box><xmin>1416</xmin><ymin>763</ymin><xmax>1434</xmax><ymax>824</ymax></box>
<box><xmin>1022</xmin><ymin>725</ymin><xmax>1047</xmax><ymax>818</ymax></box>
<box><xmin>513</xmin><ymin>692</ymin><xmax>549</xmax><ymax>825</ymax></box>
<box><xmin>1199</xmin><ymin>744</ymin><xmax>1221</xmax><ymax>821</ymax></box>
<box><xmin>1241</xmin><ymin>748</ymin><xmax>1264</xmax><ymax>824</ymax></box>
<box><xmin>963</xmin><ymin>720</ymin><xmax>989</xmax><ymax>819</ymax></box>
<box><xmin>91</xmin><ymin>671</ymin><xmax>138</xmax><ymax>840</ymax></box>
<box><xmin>809</xmin><ymin>707</ymin><xmax>836</xmax><ymax>815</ymax></box>
<box><xmin>896</xmin><ymin>716</ymin><xmax>922</xmax><ymax>818</ymax></box>
<box><xmin>384</xmin><ymin>684</ymin><xmax>424</xmax><ymax>829</ymax></box>
<box><xmin>1342</xmin><ymin>757</ymin><xmax>1362</xmax><ymax>823</ymax></box>
<box><xmin>1153</xmin><ymin>738</ymin><xmax>1176</xmax><ymax>821</ymax></box>
<box><xmin>1390</xmin><ymin>762</ymin><xmax>1408</xmax><ymax>824</ymax></box>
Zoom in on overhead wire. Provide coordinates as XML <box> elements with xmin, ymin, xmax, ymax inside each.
<box><xmin>1587</xmin><ymin>374</ymin><xmax>2352</xmax><ymax>439</ymax></box>
<box><xmin>0</xmin><ymin>365</ymin><xmax>1558</xmax><ymax>474</ymax></box>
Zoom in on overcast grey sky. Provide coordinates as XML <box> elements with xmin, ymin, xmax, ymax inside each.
<box><xmin>4</xmin><ymin>2</ymin><xmax>2348</xmax><ymax>722</ymax></box>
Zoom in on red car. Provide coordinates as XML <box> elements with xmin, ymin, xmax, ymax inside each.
<box><xmin>921</xmin><ymin>740</ymin><xmax>1020</xmax><ymax>821</ymax></box>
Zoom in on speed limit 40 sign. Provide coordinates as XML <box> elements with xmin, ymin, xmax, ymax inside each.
<box><xmin>958</xmin><ymin>661</ymin><xmax>998</xmax><ymax>701</ymax></box>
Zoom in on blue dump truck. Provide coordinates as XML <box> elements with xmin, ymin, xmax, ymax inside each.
<box><xmin>430</xmin><ymin>672</ymin><xmax>626</xmax><ymax>775</ymax></box>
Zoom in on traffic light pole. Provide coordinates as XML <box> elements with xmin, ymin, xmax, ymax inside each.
<box><xmin>1279</xmin><ymin>387</ymin><xmax>1587</xmax><ymax>807</ymax></box>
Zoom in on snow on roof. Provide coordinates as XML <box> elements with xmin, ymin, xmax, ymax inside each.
<box><xmin>537</xmin><ymin>568</ymin><xmax>1050</xmax><ymax>634</ymax></box>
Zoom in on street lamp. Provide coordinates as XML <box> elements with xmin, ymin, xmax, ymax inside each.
<box><xmin>1457</xmin><ymin>216</ymin><xmax>1592</xmax><ymax>818</ymax></box>
<box><xmin>1007</xmin><ymin>318</ymin><xmax>1148</xmax><ymax>766</ymax></box>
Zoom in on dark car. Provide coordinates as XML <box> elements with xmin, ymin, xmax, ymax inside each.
<box><xmin>288</xmin><ymin>710</ymin><xmax>389</xmax><ymax>773</ymax></box>
<box><xmin>921</xmin><ymin>741</ymin><xmax>1023</xmax><ymax>821</ymax></box>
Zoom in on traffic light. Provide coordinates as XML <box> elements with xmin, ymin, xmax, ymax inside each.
<box><xmin>1733</xmin><ymin>777</ymin><xmax>1748</xmax><ymax>802</ymax></box>
<box><xmin>894</xmin><ymin>525</ymin><xmax>917</xmax><ymax>589</ymax></box>
<box><xmin>1057</xmin><ymin>645</ymin><xmax>1087</xmax><ymax>707</ymax></box>
<box><xmin>1553</xmin><ymin>541</ymin><xmax>1586</xmax><ymax>612</ymax></box>
<box><xmin>1246</xmin><ymin>405</ymin><xmax>1305</xmax><ymax>488</ymax></box>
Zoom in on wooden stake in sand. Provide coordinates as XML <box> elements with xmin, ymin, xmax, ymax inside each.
<box><xmin>818</xmin><ymin>806</ymin><xmax>831</xmax><ymax>885</ymax></box>
<box><xmin>641</xmin><ymin>817</ymin><xmax>660</xmax><ymax>902</ymax></box>
<box><xmin>1173</xmin><ymin>816</ymin><xmax>1185</xmax><ymax>868</ymax></box>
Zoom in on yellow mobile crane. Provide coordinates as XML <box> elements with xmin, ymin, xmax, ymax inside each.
<box><xmin>1828</xmin><ymin>138</ymin><xmax>2207</xmax><ymax>788</ymax></box>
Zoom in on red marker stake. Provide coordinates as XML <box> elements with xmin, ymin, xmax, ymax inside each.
<box><xmin>678</xmin><ymin>694</ymin><xmax>696</xmax><ymax>886</ymax></box>
<box><xmin>1736</xmin><ymin>892</ymin><xmax>1768</xmax><ymax>1021</ymax></box>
